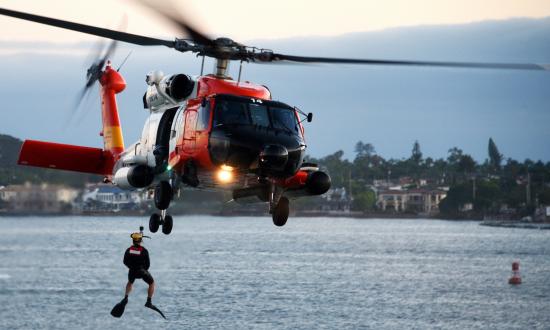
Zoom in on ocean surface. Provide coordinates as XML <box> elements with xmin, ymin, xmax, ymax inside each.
<box><xmin>0</xmin><ymin>216</ymin><xmax>549</xmax><ymax>329</ymax></box>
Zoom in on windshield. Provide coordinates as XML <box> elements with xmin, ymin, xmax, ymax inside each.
<box><xmin>215</xmin><ymin>100</ymin><xmax>249</xmax><ymax>126</ymax></box>
<box><xmin>214</xmin><ymin>97</ymin><xmax>299</xmax><ymax>134</ymax></box>
<box><xmin>249</xmin><ymin>103</ymin><xmax>270</xmax><ymax>127</ymax></box>
<box><xmin>271</xmin><ymin>107</ymin><xmax>299</xmax><ymax>133</ymax></box>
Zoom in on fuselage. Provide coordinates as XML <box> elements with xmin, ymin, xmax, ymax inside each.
<box><xmin>114</xmin><ymin>75</ymin><xmax>307</xmax><ymax>191</ymax></box>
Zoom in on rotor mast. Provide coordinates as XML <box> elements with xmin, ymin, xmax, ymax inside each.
<box><xmin>215</xmin><ymin>58</ymin><xmax>230</xmax><ymax>78</ymax></box>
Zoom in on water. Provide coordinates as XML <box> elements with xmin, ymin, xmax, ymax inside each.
<box><xmin>0</xmin><ymin>216</ymin><xmax>549</xmax><ymax>329</ymax></box>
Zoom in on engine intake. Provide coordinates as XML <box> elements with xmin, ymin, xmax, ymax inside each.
<box><xmin>160</xmin><ymin>74</ymin><xmax>194</xmax><ymax>100</ymax></box>
<box><xmin>113</xmin><ymin>165</ymin><xmax>154</xmax><ymax>190</ymax></box>
<box><xmin>144</xmin><ymin>73</ymin><xmax>195</xmax><ymax>110</ymax></box>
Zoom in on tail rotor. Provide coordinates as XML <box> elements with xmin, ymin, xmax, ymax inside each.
<box><xmin>64</xmin><ymin>39</ymin><xmax>118</xmax><ymax>128</ymax></box>
<box><xmin>78</xmin><ymin>40</ymin><xmax>118</xmax><ymax>107</ymax></box>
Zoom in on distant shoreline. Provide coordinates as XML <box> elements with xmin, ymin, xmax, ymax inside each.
<box><xmin>0</xmin><ymin>210</ymin><xmax>480</xmax><ymax>221</ymax></box>
<box><xmin>2</xmin><ymin>211</ymin><xmax>549</xmax><ymax>228</ymax></box>
<box><xmin>480</xmin><ymin>220</ymin><xmax>550</xmax><ymax>230</ymax></box>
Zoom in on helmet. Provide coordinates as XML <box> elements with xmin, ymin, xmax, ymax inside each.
<box><xmin>130</xmin><ymin>232</ymin><xmax>143</xmax><ymax>243</ymax></box>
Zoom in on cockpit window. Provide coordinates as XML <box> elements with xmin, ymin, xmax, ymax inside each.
<box><xmin>215</xmin><ymin>100</ymin><xmax>249</xmax><ymax>126</ymax></box>
<box><xmin>214</xmin><ymin>96</ymin><xmax>300</xmax><ymax>135</ymax></box>
<box><xmin>271</xmin><ymin>107</ymin><xmax>298</xmax><ymax>133</ymax></box>
<box><xmin>249</xmin><ymin>103</ymin><xmax>270</xmax><ymax>127</ymax></box>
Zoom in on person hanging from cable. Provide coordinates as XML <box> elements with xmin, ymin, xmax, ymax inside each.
<box><xmin>111</xmin><ymin>226</ymin><xmax>165</xmax><ymax>319</ymax></box>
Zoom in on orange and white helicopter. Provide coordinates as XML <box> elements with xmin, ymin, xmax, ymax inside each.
<box><xmin>1</xmin><ymin>5</ymin><xmax>547</xmax><ymax>234</ymax></box>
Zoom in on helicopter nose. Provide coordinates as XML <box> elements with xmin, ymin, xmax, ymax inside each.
<box><xmin>259</xmin><ymin>144</ymin><xmax>288</xmax><ymax>170</ymax></box>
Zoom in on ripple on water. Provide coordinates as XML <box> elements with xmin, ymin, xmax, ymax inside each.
<box><xmin>0</xmin><ymin>216</ymin><xmax>549</xmax><ymax>330</ymax></box>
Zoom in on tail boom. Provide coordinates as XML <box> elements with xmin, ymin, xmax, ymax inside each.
<box><xmin>18</xmin><ymin>140</ymin><xmax>114</xmax><ymax>175</ymax></box>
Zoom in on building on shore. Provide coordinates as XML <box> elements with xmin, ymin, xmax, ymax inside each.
<box><xmin>320</xmin><ymin>187</ymin><xmax>353</xmax><ymax>213</ymax></box>
<box><xmin>376</xmin><ymin>188</ymin><xmax>447</xmax><ymax>214</ymax></box>
<box><xmin>0</xmin><ymin>183</ymin><xmax>79</xmax><ymax>213</ymax></box>
<box><xmin>79</xmin><ymin>183</ymin><xmax>147</xmax><ymax>213</ymax></box>
<box><xmin>534</xmin><ymin>206</ymin><xmax>550</xmax><ymax>222</ymax></box>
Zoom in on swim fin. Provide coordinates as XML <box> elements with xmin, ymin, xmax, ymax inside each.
<box><xmin>145</xmin><ymin>301</ymin><xmax>166</xmax><ymax>319</ymax></box>
<box><xmin>110</xmin><ymin>298</ymin><xmax>128</xmax><ymax>318</ymax></box>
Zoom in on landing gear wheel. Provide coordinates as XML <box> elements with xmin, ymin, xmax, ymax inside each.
<box><xmin>162</xmin><ymin>215</ymin><xmax>173</xmax><ymax>235</ymax></box>
<box><xmin>272</xmin><ymin>197</ymin><xmax>289</xmax><ymax>227</ymax></box>
<box><xmin>149</xmin><ymin>213</ymin><xmax>161</xmax><ymax>233</ymax></box>
<box><xmin>154</xmin><ymin>181</ymin><xmax>172</xmax><ymax>210</ymax></box>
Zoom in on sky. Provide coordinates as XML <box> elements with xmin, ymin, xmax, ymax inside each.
<box><xmin>1</xmin><ymin>0</ymin><xmax>550</xmax><ymax>42</ymax></box>
<box><xmin>0</xmin><ymin>1</ymin><xmax>549</xmax><ymax>162</ymax></box>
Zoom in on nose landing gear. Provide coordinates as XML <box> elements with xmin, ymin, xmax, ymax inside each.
<box><xmin>271</xmin><ymin>196</ymin><xmax>289</xmax><ymax>226</ymax></box>
<box><xmin>268</xmin><ymin>183</ymin><xmax>289</xmax><ymax>227</ymax></box>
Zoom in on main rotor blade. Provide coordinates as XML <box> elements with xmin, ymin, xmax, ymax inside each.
<box><xmin>0</xmin><ymin>7</ymin><xmax>175</xmax><ymax>47</ymax></box>
<box><xmin>268</xmin><ymin>53</ymin><xmax>550</xmax><ymax>71</ymax></box>
<box><xmin>136</xmin><ymin>0</ymin><xmax>214</xmax><ymax>46</ymax></box>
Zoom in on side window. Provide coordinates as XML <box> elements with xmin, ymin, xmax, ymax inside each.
<box><xmin>184</xmin><ymin>110</ymin><xmax>197</xmax><ymax>139</ymax></box>
<box><xmin>174</xmin><ymin>107</ymin><xmax>185</xmax><ymax>140</ymax></box>
<box><xmin>196</xmin><ymin>101</ymin><xmax>211</xmax><ymax>131</ymax></box>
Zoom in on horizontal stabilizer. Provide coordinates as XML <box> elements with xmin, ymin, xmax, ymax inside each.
<box><xmin>18</xmin><ymin>140</ymin><xmax>113</xmax><ymax>175</ymax></box>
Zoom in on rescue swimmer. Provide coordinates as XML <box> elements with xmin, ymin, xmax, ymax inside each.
<box><xmin>111</xmin><ymin>227</ymin><xmax>165</xmax><ymax>319</ymax></box>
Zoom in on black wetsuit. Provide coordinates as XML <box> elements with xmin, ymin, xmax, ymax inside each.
<box><xmin>123</xmin><ymin>245</ymin><xmax>154</xmax><ymax>285</ymax></box>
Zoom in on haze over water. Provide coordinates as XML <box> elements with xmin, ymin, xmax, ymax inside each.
<box><xmin>1</xmin><ymin>216</ymin><xmax>549</xmax><ymax>329</ymax></box>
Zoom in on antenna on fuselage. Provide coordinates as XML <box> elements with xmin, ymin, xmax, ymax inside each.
<box><xmin>117</xmin><ymin>50</ymin><xmax>133</xmax><ymax>72</ymax></box>
<box><xmin>200</xmin><ymin>55</ymin><xmax>205</xmax><ymax>75</ymax></box>
<box><xmin>237</xmin><ymin>60</ymin><xmax>244</xmax><ymax>84</ymax></box>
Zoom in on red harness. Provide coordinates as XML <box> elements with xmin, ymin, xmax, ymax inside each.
<box><xmin>129</xmin><ymin>246</ymin><xmax>143</xmax><ymax>256</ymax></box>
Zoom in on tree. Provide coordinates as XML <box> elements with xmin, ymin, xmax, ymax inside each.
<box><xmin>474</xmin><ymin>180</ymin><xmax>502</xmax><ymax>212</ymax></box>
<box><xmin>411</xmin><ymin>140</ymin><xmax>422</xmax><ymax>164</ymax></box>
<box><xmin>308</xmin><ymin>150</ymin><xmax>351</xmax><ymax>188</ymax></box>
<box><xmin>447</xmin><ymin>147</ymin><xmax>463</xmax><ymax>166</ymax></box>
<box><xmin>538</xmin><ymin>187</ymin><xmax>550</xmax><ymax>205</ymax></box>
<box><xmin>488</xmin><ymin>138</ymin><xmax>503</xmax><ymax>171</ymax></box>
<box><xmin>457</xmin><ymin>154</ymin><xmax>476</xmax><ymax>174</ymax></box>
<box><xmin>354</xmin><ymin>141</ymin><xmax>376</xmax><ymax>158</ymax></box>
<box><xmin>352</xmin><ymin>190</ymin><xmax>376</xmax><ymax>212</ymax></box>
<box><xmin>352</xmin><ymin>141</ymin><xmax>385</xmax><ymax>181</ymax></box>
<box><xmin>439</xmin><ymin>183</ymin><xmax>472</xmax><ymax>215</ymax></box>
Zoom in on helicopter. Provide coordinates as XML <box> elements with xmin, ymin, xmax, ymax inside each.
<box><xmin>0</xmin><ymin>5</ymin><xmax>547</xmax><ymax>235</ymax></box>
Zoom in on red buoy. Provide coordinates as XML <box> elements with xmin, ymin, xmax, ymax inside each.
<box><xmin>508</xmin><ymin>261</ymin><xmax>522</xmax><ymax>285</ymax></box>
